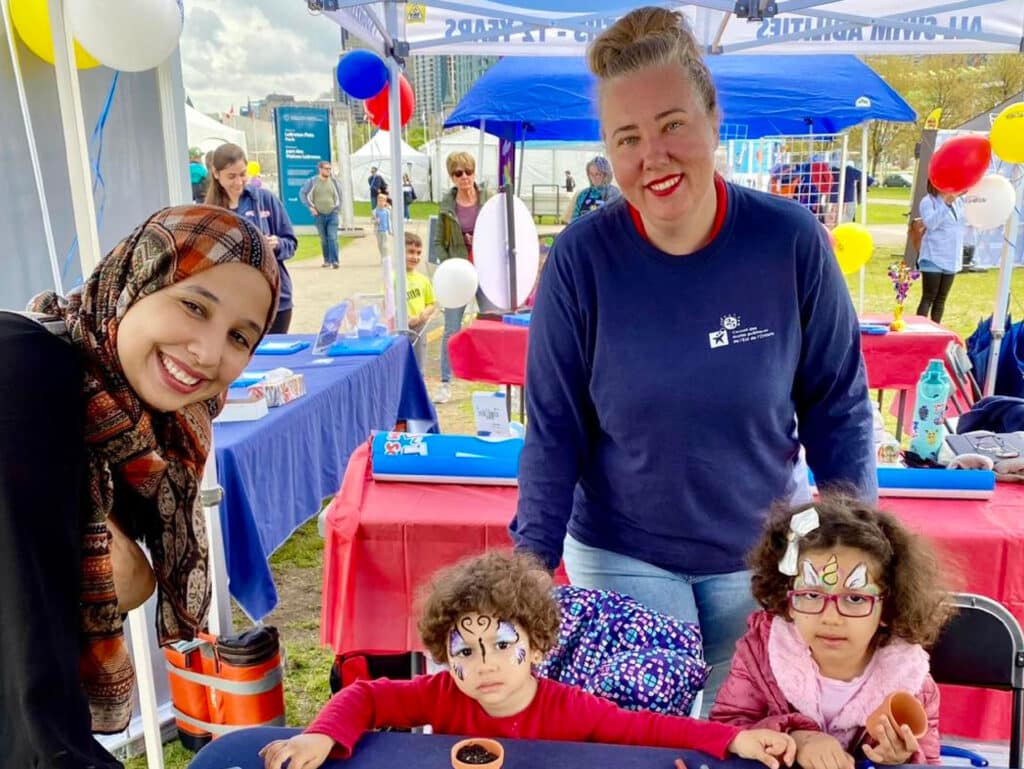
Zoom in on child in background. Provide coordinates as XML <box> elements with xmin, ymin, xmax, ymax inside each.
<box><xmin>260</xmin><ymin>552</ymin><xmax>796</xmax><ymax>769</ymax></box>
<box><xmin>403</xmin><ymin>232</ymin><xmax>437</xmax><ymax>371</ymax></box>
<box><xmin>710</xmin><ymin>494</ymin><xmax>952</xmax><ymax>768</ymax></box>
<box><xmin>373</xmin><ymin>192</ymin><xmax>392</xmax><ymax>262</ymax></box>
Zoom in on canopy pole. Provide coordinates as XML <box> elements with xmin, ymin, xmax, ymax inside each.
<box><xmin>984</xmin><ymin>174</ymin><xmax>1023</xmax><ymax>396</ymax></box>
<box><xmin>385</xmin><ymin>0</ymin><xmax>406</xmax><ymax>331</ymax></box>
<box><xmin>858</xmin><ymin>125</ymin><xmax>868</xmax><ymax>313</ymax></box>
<box><xmin>477</xmin><ymin>119</ymin><xmax>487</xmax><ymax>187</ymax></box>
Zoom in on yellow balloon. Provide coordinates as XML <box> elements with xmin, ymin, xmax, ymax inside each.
<box><xmin>990</xmin><ymin>102</ymin><xmax>1024</xmax><ymax>164</ymax></box>
<box><xmin>246</xmin><ymin>161</ymin><xmax>261</xmax><ymax>177</ymax></box>
<box><xmin>10</xmin><ymin>0</ymin><xmax>100</xmax><ymax>69</ymax></box>
<box><xmin>832</xmin><ymin>222</ymin><xmax>874</xmax><ymax>275</ymax></box>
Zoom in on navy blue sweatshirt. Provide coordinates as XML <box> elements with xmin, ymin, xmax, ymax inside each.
<box><xmin>511</xmin><ymin>185</ymin><xmax>876</xmax><ymax>573</ymax></box>
<box><xmin>234</xmin><ymin>185</ymin><xmax>297</xmax><ymax>311</ymax></box>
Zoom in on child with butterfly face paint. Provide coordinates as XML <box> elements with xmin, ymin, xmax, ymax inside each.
<box><xmin>710</xmin><ymin>494</ymin><xmax>953</xmax><ymax>769</ymax></box>
<box><xmin>259</xmin><ymin>551</ymin><xmax>796</xmax><ymax>769</ymax></box>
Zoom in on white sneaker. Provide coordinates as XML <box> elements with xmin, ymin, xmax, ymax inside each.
<box><xmin>432</xmin><ymin>383</ymin><xmax>452</xmax><ymax>404</ymax></box>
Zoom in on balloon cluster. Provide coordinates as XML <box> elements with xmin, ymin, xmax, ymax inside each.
<box><xmin>336</xmin><ymin>50</ymin><xmax>415</xmax><ymax>130</ymax></box>
<box><xmin>887</xmin><ymin>260</ymin><xmax>920</xmax><ymax>306</ymax></box>
<box><xmin>12</xmin><ymin>0</ymin><xmax>183</xmax><ymax>72</ymax></box>
<box><xmin>928</xmin><ymin>102</ymin><xmax>1023</xmax><ymax>231</ymax></box>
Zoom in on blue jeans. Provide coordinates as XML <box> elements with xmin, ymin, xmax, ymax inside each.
<box><xmin>314</xmin><ymin>211</ymin><xmax>339</xmax><ymax>265</ymax></box>
<box><xmin>440</xmin><ymin>305</ymin><xmax>466</xmax><ymax>383</ymax></box>
<box><xmin>562</xmin><ymin>533</ymin><xmax>756</xmax><ymax>716</ymax></box>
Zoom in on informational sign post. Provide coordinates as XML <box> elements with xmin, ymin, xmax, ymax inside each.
<box><xmin>274</xmin><ymin>106</ymin><xmax>331</xmax><ymax>227</ymax></box>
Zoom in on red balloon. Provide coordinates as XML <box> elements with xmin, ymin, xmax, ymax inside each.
<box><xmin>364</xmin><ymin>74</ymin><xmax>415</xmax><ymax>130</ymax></box>
<box><xmin>928</xmin><ymin>135</ymin><xmax>991</xmax><ymax>194</ymax></box>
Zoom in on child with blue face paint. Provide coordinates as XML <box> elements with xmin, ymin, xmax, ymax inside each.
<box><xmin>258</xmin><ymin>551</ymin><xmax>796</xmax><ymax>769</ymax></box>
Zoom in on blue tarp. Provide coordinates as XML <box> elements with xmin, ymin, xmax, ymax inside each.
<box><xmin>446</xmin><ymin>55</ymin><xmax>916</xmax><ymax>141</ymax></box>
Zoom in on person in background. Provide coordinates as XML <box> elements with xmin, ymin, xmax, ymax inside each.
<box><xmin>433</xmin><ymin>151</ymin><xmax>490</xmax><ymax>405</ymax></box>
<box><xmin>189</xmin><ymin>147</ymin><xmax>209</xmax><ymax>203</ymax></box>
<box><xmin>403</xmin><ymin>232</ymin><xmax>436</xmax><ymax>372</ymax></box>
<box><xmin>836</xmin><ymin>165</ymin><xmax>872</xmax><ymax>223</ymax></box>
<box><xmin>368</xmin><ymin>166</ymin><xmax>387</xmax><ymax>210</ymax></box>
<box><xmin>373</xmin><ymin>193</ymin><xmax>392</xmax><ymax>263</ymax></box>
<box><xmin>711</xmin><ymin>494</ymin><xmax>951</xmax><ymax>768</ymax></box>
<box><xmin>511</xmin><ymin>6</ymin><xmax>875</xmax><ymax>713</ymax></box>
<box><xmin>300</xmin><ymin>160</ymin><xmax>343</xmax><ymax>270</ymax></box>
<box><xmin>251</xmin><ymin>552</ymin><xmax>795</xmax><ymax>769</ymax></box>
<box><xmin>565</xmin><ymin>170</ymin><xmax>576</xmax><ymax>193</ymax></box>
<box><xmin>402</xmin><ymin>173</ymin><xmax>417</xmax><ymax>221</ymax></box>
<box><xmin>206</xmin><ymin>143</ymin><xmax>297</xmax><ymax>333</ymax></box>
<box><xmin>0</xmin><ymin>205</ymin><xmax>279</xmax><ymax>769</ymax></box>
<box><xmin>570</xmin><ymin>156</ymin><xmax>621</xmax><ymax>221</ymax></box>
<box><xmin>915</xmin><ymin>180</ymin><xmax>964</xmax><ymax>323</ymax></box>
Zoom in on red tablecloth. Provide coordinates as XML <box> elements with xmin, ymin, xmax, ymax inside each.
<box><xmin>448</xmin><ymin>319</ymin><xmax>528</xmax><ymax>386</ymax></box>
<box><xmin>322</xmin><ymin>442</ymin><xmax>1024</xmax><ymax>740</ymax></box>
<box><xmin>445</xmin><ymin>316</ymin><xmax>959</xmax><ymax>392</ymax></box>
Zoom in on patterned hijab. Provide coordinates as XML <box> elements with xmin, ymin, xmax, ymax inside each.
<box><xmin>30</xmin><ymin>205</ymin><xmax>279</xmax><ymax>733</ymax></box>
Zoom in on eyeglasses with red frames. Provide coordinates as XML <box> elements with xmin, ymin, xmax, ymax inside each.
<box><xmin>451</xmin><ymin>169</ymin><xmax>473</xmax><ymax>178</ymax></box>
<box><xmin>787</xmin><ymin>589</ymin><xmax>884</xmax><ymax>618</ymax></box>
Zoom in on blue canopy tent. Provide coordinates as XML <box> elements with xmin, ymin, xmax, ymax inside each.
<box><xmin>445</xmin><ymin>54</ymin><xmax>916</xmax><ymax>141</ymax></box>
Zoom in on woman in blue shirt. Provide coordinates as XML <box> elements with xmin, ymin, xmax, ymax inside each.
<box><xmin>207</xmin><ymin>143</ymin><xmax>297</xmax><ymax>333</ymax></box>
<box><xmin>915</xmin><ymin>180</ymin><xmax>964</xmax><ymax>323</ymax></box>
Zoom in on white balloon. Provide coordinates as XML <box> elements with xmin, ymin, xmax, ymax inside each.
<box><xmin>964</xmin><ymin>174</ymin><xmax>1016</xmax><ymax>230</ymax></box>
<box><xmin>433</xmin><ymin>258</ymin><xmax>478</xmax><ymax>309</ymax></box>
<box><xmin>69</xmin><ymin>0</ymin><xmax>183</xmax><ymax>72</ymax></box>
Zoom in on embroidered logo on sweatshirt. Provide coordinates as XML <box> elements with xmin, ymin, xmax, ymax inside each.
<box><xmin>709</xmin><ymin>313</ymin><xmax>775</xmax><ymax>349</ymax></box>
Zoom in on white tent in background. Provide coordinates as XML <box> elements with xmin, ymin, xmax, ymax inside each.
<box><xmin>185</xmin><ymin>104</ymin><xmax>247</xmax><ymax>154</ymax></box>
<box><xmin>350</xmin><ymin>129</ymin><xmax>428</xmax><ymax>202</ymax></box>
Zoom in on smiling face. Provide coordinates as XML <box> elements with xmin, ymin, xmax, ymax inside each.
<box><xmin>213</xmin><ymin>158</ymin><xmax>248</xmax><ymax>205</ymax></box>
<box><xmin>115</xmin><ymin>262</ymin><xmax>272</xmax><ymax>412</ymax></box>
<box><xmin>601</xmin><ymin>62</ymin><xmax>718</xmax><ymax>249</ymax></box>
<box><xmin>405</xmin><ymin>243</ymin><xmax>423</xmax><ymax>272</ymax></box>
<box><xmin>447</xmin><ymin>612</ymin><xmax>541</xmax><ymax>718</ymax></box>
<box><xmin>789</xmin><ymin>545</ymin><xmax>885</xmax><ymax>681</ymax></box>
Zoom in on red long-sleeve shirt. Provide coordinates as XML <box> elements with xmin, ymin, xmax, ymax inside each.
<box><xmin>307</xmin><ymin>673</ymin><xmax>739</xmax><ymax>759</ymax></box>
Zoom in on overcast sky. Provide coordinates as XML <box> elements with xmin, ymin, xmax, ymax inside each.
<box><xmin>180</xmin><ymin>0</ymin><xmax>341</xmax><ymax>114</ymax></box>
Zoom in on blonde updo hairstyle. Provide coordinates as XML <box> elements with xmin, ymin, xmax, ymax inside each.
<box><xmin>587</xmin><ymin>7</ymin><xmax>720</xmax><ymax>127</ymax></box>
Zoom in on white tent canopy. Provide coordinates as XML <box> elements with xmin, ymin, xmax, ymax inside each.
<box><xmin>185</xmin><ymin>104</ymin><xmax>247</xmax><ymax>154</ymax></box>
<box><xmin>350</xmin><ymin>128</ymin><xmax>428</xmax><ymax>202</ymax></box>
<box><xmin>328</xmin><ymin>1</ymin><xmax>1024</xmax><ymax>57</ymax></box>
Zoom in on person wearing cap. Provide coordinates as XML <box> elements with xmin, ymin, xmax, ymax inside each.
<box><xmin>368</xmin><ymin>166</ymin><xmax>387</xmax><ymax>210</ymax></box>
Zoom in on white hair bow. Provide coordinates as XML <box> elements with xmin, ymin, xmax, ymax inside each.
<box><xmin>778</xmin><ymin>507</ymin><xmax>821</xmax><ymax>576</ymax></box>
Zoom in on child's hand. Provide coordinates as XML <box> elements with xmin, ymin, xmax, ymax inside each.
<box><xmin>259</xmin><ymin>732</ymin><xmax>334</xmax><ymax>769</ymax></box>
<box><xmin>862</xmin><ymin>716</ymin><xmax>919</xmax><ymax>764</ymax></box>
<box><xmin>792</xmin><ymin>731</ymin><xmax>854</xmax><ymax>769</ymax></box>
<box><xmin>728</xmin><ymin>729</ymin><xmax>796</xmax><ymax>769</ymax></box>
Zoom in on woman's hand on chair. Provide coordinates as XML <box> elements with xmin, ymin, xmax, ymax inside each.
<box><xmin>728</xmin><ymin>729</ymin><xmax>796</xmax><ymax>768</ymax></box>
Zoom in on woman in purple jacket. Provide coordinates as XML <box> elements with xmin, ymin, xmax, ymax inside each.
<box><xmin>207</xmin><ymin>143</ymin><xmax>297</xmax><ymax>333</ymax></box>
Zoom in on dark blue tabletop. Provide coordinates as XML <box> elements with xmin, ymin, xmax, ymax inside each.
<box><xmin>189</xmin><ymin>727</ymin><xmax>756</xmax><ymax>769</ymax></box>
<box><xmin>213</xmin><ymin>334</ymin><xmax>436</xmax><ymax>620</ymax></box>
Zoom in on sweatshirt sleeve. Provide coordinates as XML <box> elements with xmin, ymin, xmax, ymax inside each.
<box><xmin>509</xmin><ymin>242</ymin><xmax>591</xmax><ymax>569</ymax></box>
<box><xmin>265</xmin><ymin>191</ymin><xmax>297</xmax><ymax>262</ymax></box>
<box><xmin>304</xmin><ymin>674</ymin><xmax>440</xmax><ymax>757</ymax></box>
<box><xmin>919</xmin><ymin>195</ymin><xmax>947</xmax><ymax>231</ymax></box>
<box><xmin>792</xmin><ymin>220</ymin><xmax>877</xmax><ymax>500</ymax></box>
<box><xmin>568</xmin><ymin>686</ymin><xmax>740</xmax><ymax>758</ymax></box>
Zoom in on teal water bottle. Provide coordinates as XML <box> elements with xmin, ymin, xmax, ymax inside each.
<box><xmin>908</xmin><ymin>359</ymin><xmax>952</xmax><ymax>461</ymax></box>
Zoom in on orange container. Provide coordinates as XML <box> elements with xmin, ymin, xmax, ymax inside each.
<box><xmin>163</xmin><ymin>626</ymin><xmax>285</xmax><ymax>750</ymax></box>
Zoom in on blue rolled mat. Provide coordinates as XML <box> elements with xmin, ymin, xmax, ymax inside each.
<box><xmin>810</xmin><ymin>467</ymin><xmax>995</xmax><ymax>499</ymax></box>
<box><xmin>371</xmin><ymin>432</ymin><xmax>522</xmax><ymax>485</ymax></box>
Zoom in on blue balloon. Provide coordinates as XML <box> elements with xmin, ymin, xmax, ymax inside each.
<box><xmin>336</xmin><ymin>50</ymin><xmax>388</xmax><ymax>100</ymax></box>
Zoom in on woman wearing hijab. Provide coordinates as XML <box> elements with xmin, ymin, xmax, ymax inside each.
<box><xmin>0</xmin><ymin>205</ymin><xmax>280</xmax><ymax>768</ymax></box>
<box><xmin>570</xmin><ymin>156</ymin><xmax>622</xmax><ymax>221</ymax></box>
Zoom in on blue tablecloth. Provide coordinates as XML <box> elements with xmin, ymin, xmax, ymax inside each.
<box><xmin>213</xmin><ymin>334</ymin><xmax>436</xmax><ymax>620</ymax></box>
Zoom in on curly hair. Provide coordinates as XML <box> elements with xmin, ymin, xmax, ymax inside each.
<box><xmin>417</xmin><ymin>551</ymin><xmax>561</xmax><ymax>664</ymax></box>
<box><xmin>749</xmin><ymin>493</ymin><xmax>953</xmax><ymax>647</ymax></box>
<box><xmin>587</xmin><ymin>7</ymin><xmax>718</xmax><ymax>123</ymax></box>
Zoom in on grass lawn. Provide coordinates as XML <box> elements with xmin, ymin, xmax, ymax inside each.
<box><xmin>293</xmin><ymin>234</ymin><xmax>355</xmax><ymax>263</ymax></box>
<box><xmin>353</xmin><ymin>201</ymin><xmax>439</xmax><ymax>220</ymax></box>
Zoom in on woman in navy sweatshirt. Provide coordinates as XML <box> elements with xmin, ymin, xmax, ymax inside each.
<box><xmin>207</xmin><ymin>143</ymin><xmax>297</xmax><ymax>333</ymax></box>
<box><xmin>510</xmin><ymin>7</ymin><xmax>876</xmax><ymax>714</ymax></box>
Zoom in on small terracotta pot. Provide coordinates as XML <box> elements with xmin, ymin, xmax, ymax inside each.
<box><xmin>451</xmin><ymin>738</ymin><xmax>505</xmax><ymax>769</ymax></box>
<box><xmin>866</xmin><ymin>691</ymin><xmax>928</xmax><ymax>739</ymax></box>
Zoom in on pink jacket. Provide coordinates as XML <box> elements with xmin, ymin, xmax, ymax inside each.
<box><xmin>710</xmin><ymin>611</ymin><xmax>941</xmax><ymax>765</ymax></box>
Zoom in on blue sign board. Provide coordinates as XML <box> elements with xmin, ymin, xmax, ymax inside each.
<box><xmin>274</xmin><ymin>106</ymin><xmax>331</xmax><ymax>226</ymax></box>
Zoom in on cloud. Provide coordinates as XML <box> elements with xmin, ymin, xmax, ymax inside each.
<box><xmin>180</xmin><ymin>0</ymin><xmax>340</xmax><ymax>113</ymax></box>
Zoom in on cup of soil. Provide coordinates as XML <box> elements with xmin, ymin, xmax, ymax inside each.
<box><xmin>450</xmin><ymin>738</ymin><xmax>504</xmax><ymax>769</ymax></box>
